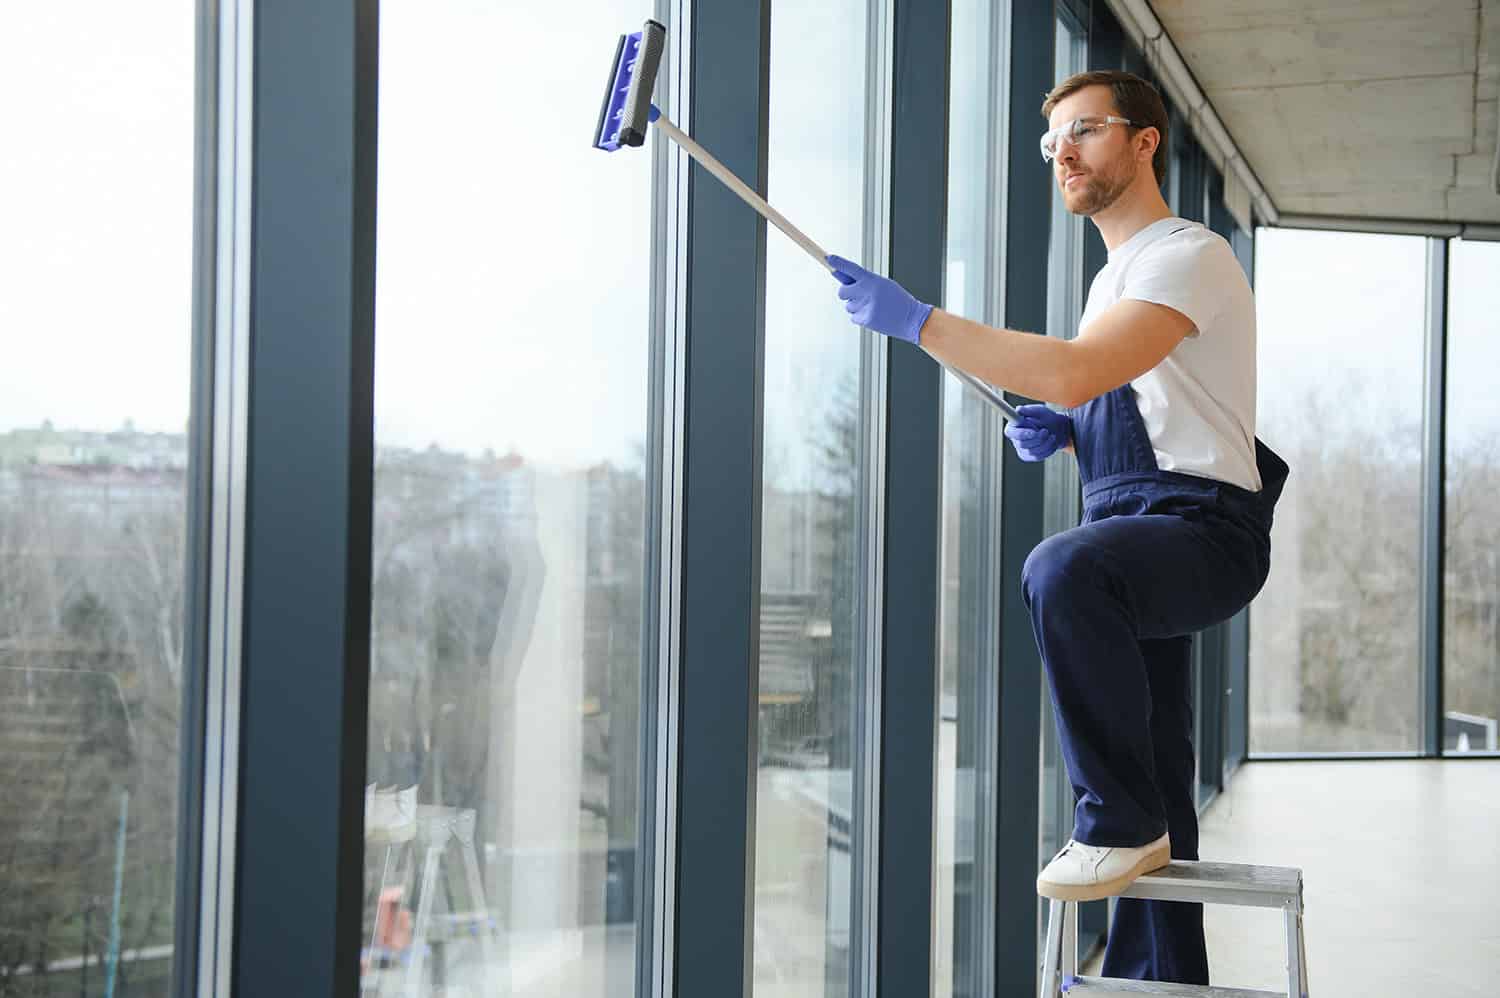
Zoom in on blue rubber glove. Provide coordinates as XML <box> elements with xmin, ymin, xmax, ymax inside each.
<box><xmin>827</xmin><ymin>254</ymin><xmax>934</xmax><ymax>345</ymax></box>
<box><xmin>1003</xmin><ymin>404</ymin><xmax>1072</xmax><ymax>461</ymax></box>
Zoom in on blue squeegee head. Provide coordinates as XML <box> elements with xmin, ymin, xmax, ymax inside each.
<box><xmin>593</xmin><ymin>20</ymin><xmax>666</xmax><ymax>152</ymax></box>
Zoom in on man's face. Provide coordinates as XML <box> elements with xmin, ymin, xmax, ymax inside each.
<box><xmin>1046</xmin><ymin>85</ymin><xmax>1140</xmax><ymax>217</ymax></box>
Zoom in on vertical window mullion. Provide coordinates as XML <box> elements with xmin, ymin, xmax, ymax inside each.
<box><xmin>177</xmin><ymin>0</ymin><xmax>230</xmax><ymax>993</ymax></box>
<box><xmin>671</xmin><ymin>2</ymin><xmax>769</xmax><ymax>996</ymax></box>
<box><xmin>233</xmin><ymin>2</ymin><xmax>378</xmax><ymax>995</ymax></box>
<box><xmin>1421</xmin><ymin>237</ymin><xmax>1449</xmax><ymax>756</ymax></box>
<box><xmin>642</xmin><ymin>4</ymin><xmax>691</xmax><ymax>997</ymax></box>
<box><xmin>851</xmin><ymin>0</ymin><xmax>893</xmax><ymax>992</ymax></box>
<box><xmin>873</xmin><ymin>0</ymin><xmax>947</xmax><ymax>994</ymax></box>
<box><xmin>938</xmin><ymin>1</ymin><xmax>1011</xmax><ymax>993</ymax></box>
<box><xmin>996</xmin><ymin>0</ymin><xmax>1054</xmax><ymax>990</ymax></box>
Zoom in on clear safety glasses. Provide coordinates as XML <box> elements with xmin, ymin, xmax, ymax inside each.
<box><xmin>1039</xmin><ymin>115</ymin><xmax>1138</xmax><ymax>162</ymax></box>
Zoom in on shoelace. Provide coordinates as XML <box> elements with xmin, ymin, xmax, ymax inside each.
<box><xmin>1051</xmin><ymin>839</ymin><xmax>1110</xmax><ymax>867</ymax></box>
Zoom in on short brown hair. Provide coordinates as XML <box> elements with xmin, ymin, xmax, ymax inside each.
<box><xmin>1041</xmin><ymin>70</ymin><xmax>1168</xmax><ymax>185</ymax></box>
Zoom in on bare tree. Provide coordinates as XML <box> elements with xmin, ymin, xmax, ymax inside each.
<box><xmin>0</xmin><ymin>460</ymin><xmax>183</xmax><ymax>996</ymax></box>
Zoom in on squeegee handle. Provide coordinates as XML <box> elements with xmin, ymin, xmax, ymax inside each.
<box><xmin>652</xmin><ymin>112</ymin><xmax>1020</xmax><ymax>424</ymax></box>
<box><xmin>939</xmin><ymin>365</ymin><xmax>1022</xmax><ymax>422</ymax></box>
<box><xmin>653</xmin><ymin>113</ymin><xmax>830</xmax><ymax>269</ymax></box>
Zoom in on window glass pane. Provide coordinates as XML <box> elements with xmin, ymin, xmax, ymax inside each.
<box><xmin>935</xmin><ymin>1</ymin><xmax>1002</xmax><ymax>995</ymax></box>
<box><xmin>1039</xmin><ymin>3</ymin><xmax>1085</xmax><ymax>892</ymax></box>
<box><xmin>755</xmin><ymin>3</ymin><xmax>869</xmax><ymax>994</ymax></box>
<box><xmin>365</xmin><ymin>3</ymin><xmax>652</xmax><ymax>993</ymax></box>
<box><xmin>1442</xmin><ymin>238</ymin><xmax>1500</xmax><ymax>755</ymax></box>
<box><xmin>1250</xmin><ymin>229</ymin><xmax>1426</xmax><ymax>752</ymax></box>
<box><xmin>0</xmin><ymin>6</ymin><xmax>192</xmax><ymax>992</ymax></box>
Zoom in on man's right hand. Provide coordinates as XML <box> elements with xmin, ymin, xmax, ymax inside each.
<box><xmin>1004</xmin><ymin>404</ymin><xmax>1073</xmax><ymax>462</ymax></box>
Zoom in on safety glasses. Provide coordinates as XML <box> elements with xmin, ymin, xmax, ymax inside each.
<box><xmin>1040</xmin><ymin>115</ymin><xmax>1139</xmax><ymax>162</ymax></box>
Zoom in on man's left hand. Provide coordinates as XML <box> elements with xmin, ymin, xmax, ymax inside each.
<box><xmin>1004</xmin><ymin>404</ymin><xmax>1073</xmax><ymax>461</ymax></box>
<box><xmin>827</xmin><ymin>254</ymin><xmax>934</xmax><ymax>345</ymax></box>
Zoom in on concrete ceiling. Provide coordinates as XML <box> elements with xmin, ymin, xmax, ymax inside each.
<box><xmin>1151</xmin><ymin>0</ymin><xmax>1500</xmax><ymax>225</ymax></box>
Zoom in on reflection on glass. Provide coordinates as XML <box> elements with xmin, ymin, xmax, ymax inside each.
<box><xmin>1044</xmin><ymin>20</ymin><xmax>1087</xmax><ymax>354</ymax></box>
<box><xmin>933</xmin><ymin>3</ymin><xmax>1003</xmax><ymax>996</ymax></box>
<box><xmin>1442</xmin><ymin>239</ymin><xmax>1500</xmax><ymax>755</ymax></box>
<box><xmin>754</xmin><ymin>3</ymin><xmax>869</xmax><ymax>995</ymax></box>
<box><xmin>1250</xmin><ymin>229</ymin><xmax>1426</xmax><ymax>752</ymax></box>
<box><xmin>364</xmin><ymin>3</ymin><xmax>650</xmax><ymax>994</ymax></box>
<box><xmin>0</xmin><ymin>6</ymin><xmax>191</xmax><ymax>993</ymax></box>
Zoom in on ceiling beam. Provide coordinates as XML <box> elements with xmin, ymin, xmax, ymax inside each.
<box><xmin>1101</xmin><ymin>0</ymin><xmax>1280</xmax><ymax>229</ymax></box>
<box><xmin>1273</xmin><ymin>213</ymin><xmax>1500</xmax><ymax>241</ymax></box>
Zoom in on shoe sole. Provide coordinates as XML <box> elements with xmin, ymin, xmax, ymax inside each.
<box><xmin>1035</xmin><ymin>841</ymin><xmax>1171</xmax><ymax>902</ymax></box>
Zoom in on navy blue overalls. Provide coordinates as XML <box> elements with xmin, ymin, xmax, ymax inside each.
<box><xmin>1021</xmin><ymin>380</ymin><xmax>1289</xmax><ymax>984</ymax></box>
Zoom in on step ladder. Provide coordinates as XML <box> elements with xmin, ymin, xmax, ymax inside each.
<box><xmin>365</xmin><ymin>791</ymin><xmax>501</xmax><ymax>997</ymax></box>
<box><xmin>1039</xmin><ymin>860</ymin><xmax>1309</xmax><ymax>998</ymax></box>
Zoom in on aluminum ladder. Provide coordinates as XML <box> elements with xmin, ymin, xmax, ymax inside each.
<box><xmin>1039</xmin><ymin>860</ymin><xmax>1309</xmax><ymax>998</ymax></box>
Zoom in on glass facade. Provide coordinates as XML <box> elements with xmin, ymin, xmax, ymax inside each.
<box><xmin>0</xmin><ymin>4</ymin><xmax>192</xmax><ymax>992</ymax></box>
<box><xmin>30</xmin><ymin>1</ymin><xmax>1500</xmax><ymax>994</ymax></box>
<box><xmin>362</xmin><ymin>2</ymin><xmax>652</xmax><ymax>993</ymax></box>
<box><xmin>1250</xmin><ymin>229</ymin><xmax>1428</xmax><ymax>753</ymax></box>
<box><xmin>753</xmin><ymin>2</ymin><xmax>873</xmax><ymax>994</ymax></box>
<box><xmin>1442</xmin><ymin>238</ymin><xmax>1500</xmax><ymax>755</ymax></box>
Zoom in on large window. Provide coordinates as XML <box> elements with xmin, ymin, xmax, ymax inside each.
<box><xmin>363</xmin><ymin>3</ymin><xmax>654</xmax><ymax>993</ymax></box>
<box><xmin>754</xmin><ymin>2</ymin><xmax>875</xmax><ymax>994</ymax></box>
<box><xmin>934</xmin><ymin>1</ymin><xmax>1004</xmax><ymax>995</ymax></box>
<box><xmin>1443</xmin><ymin>238</ymin><xmax>1500</xmax><ymax>755</ymax></box>
<box><xmin>1250</xmin><ymin>229</ymin><xmax>1428</xmax><ymax>753</ymax></box>
<box><xmin>0</xmin><ymin>5</ymin><xmax>193</xmax><ymax>992</ymax></box>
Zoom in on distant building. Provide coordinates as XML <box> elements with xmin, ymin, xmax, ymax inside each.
<box><xmin>0</xmin><ymin>423</ymin><xmax>188</xmax><ymax>471</ymax></box>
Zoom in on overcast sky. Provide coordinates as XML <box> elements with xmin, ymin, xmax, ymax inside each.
<box><xmin>2</xmin><ymin>2</ymin><xmax>1495</xmax><ymax>469</ymax></box>
<box><xmin>0</xmin><ymin>2</ymin><xmax>194</xmax><ymax>438</ymax></box>
<box><xmin>1256</xmin><ymin>228</ymin><xmax>1500</xmax><ymax>454</ymax></box>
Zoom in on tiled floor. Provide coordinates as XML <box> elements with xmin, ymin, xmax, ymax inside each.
<box><xmin>1081</xmin><ymin>759</ymin><xmax>1500</xmax><ymax>996</ymax></box>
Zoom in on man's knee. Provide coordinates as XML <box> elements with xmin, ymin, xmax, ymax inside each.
<box><xmin>1021</xmin><ymin>530</ymin><xmax>1100</xmax><ymax>609</ymax></box>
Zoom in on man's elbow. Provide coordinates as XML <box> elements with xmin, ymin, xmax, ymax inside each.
<box><xmin>1052</xmin><ymin>373</ymin><xmax>1099</xmax><ymax>410</ymax></box>
<box><xmin>1036</xmin><ymin>340</ymin><xmax>1096</xmax><ymax>409</ymax></box>
<box><xmin>1051</xmin><ymin>345</ymin><xmax>1131</xmax><ymax>408</ymax></box>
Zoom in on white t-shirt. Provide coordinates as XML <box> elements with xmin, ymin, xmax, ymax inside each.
<box><xmin>1077</xmin><ymin>216</ymin><xmax>1261</xmax><ymax>491</ymax></box>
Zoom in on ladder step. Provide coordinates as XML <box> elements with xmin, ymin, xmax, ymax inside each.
<box><xmin>1119</xmin><ymin>860</ymin><xmax>1301</xmax><ymax>910</ymax></box>
<box><xmin>1064</xmin><ymin>975</ymin><xmax>1287</xmax><ymax>997</ymax></box>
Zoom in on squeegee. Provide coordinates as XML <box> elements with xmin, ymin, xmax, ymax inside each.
<box><xmin>594</xmin><ymin>19</ymin><xmax>1021</xmax><ymax>424</ymax></box>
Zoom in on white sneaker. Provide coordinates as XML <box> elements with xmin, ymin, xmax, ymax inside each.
<box><xmin>1036</xmin><ymin>831</ymin><xmax>1170</xmax><ymax>901</ymax></box>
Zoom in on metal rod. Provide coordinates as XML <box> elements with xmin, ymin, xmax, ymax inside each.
<box><xmin>653</xmin><ymin>113</ymin><xmax>828</xmax><ymax>265</ymax></box>
<box><xmin>939</xmin><ymin>362</ymin><xmax>1021</xmax><ymax>422</ymax></box>
<box><xmin>654</xmin><ymin>112</ymin><xmax>1022</xmax><ymax>424</ymax></box>
<box><xmin>105</xmin><ymin>790</ymin><xmax>129</xmax><ymax>998</ymax></box>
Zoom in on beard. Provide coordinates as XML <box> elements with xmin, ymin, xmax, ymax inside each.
<box><xmin>1062</xmin><ymin>158</ymin><xmax>1135</xmax><ymax>217</ymax></box>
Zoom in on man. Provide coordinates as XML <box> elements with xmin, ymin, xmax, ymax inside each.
<box><xmin>826</xmin><ymin>71</ymin><xmax>1287</xmax><ymax>985</ymax></box>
